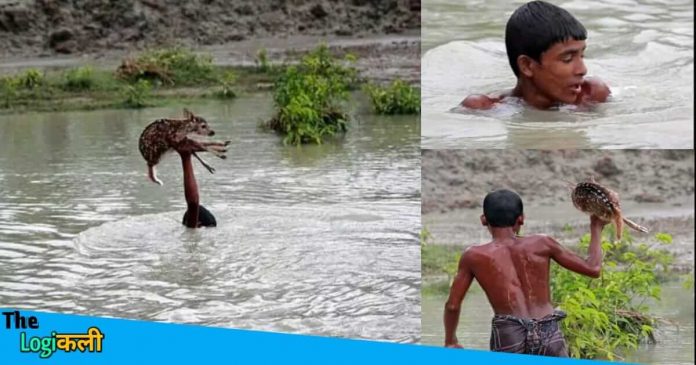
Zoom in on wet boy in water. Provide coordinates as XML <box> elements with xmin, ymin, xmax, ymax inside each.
<box><xmin>443</xmin><ymin>189</ymin><xmax>608</xmax><ymax>356</ymax></box>
<box><xmin>461</xmin><ymin>1</ymin><xmax>611</xmax><ymax>110</ymax></box>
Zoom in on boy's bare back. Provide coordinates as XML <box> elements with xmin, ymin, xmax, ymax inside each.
<box><xmin>463</xmin><ymin>234</ymin><xmax>556</xmax><ymax>319</ymax></box>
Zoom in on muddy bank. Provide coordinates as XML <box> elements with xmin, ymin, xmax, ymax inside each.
<box><xmin>0</xmin><ymin>0</ymin><xmax>419</xmax><ymax>58</ymax></box>
<box><xmin>0</xmin><ymin>32</ymin><xmax>421</xmax><ymax>85</ymax></box>
<box><xmin>422</xmin><ymin>150</ymin><xmax>694</xmax><ymax>215</ymax></box>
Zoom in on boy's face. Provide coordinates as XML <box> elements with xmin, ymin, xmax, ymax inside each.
<box><xmin>525</xmin><ymin>39</ymin><xmax>588</xmax><ymax>104</ymax></box>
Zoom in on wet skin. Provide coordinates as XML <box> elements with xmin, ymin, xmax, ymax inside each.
<box><xmin>461</xmin><ymin>40</ymin><xmax>611</xmax><ymax>110</ymax></box>
<box><xmin>443</xmin><ymin>214</ymin><xmax>608</xmax><ymax>348</ymax></box>
<box><xmin>178</xmin><ymin>150</ymin><xmax>217</xmax><ymax>228</ymax></box>
<box><xmin>179</xmin><ymin>151</ymin><xmax>200</xmax><ymax>228</ymax></box>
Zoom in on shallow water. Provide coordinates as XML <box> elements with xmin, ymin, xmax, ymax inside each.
<box><xmin>421</xmin><ymin>0</ymin><xmax>694</xmax><ymax>149</ymax></box>
<box><xmin>421</xmin><ymin>283</ymin><xmax>695</xmax><ymax>364</ymax></box>
<box><xmin>0</xmin><ymin>95</ymin><xmax>421</xmax><ymax>342</ymax></box>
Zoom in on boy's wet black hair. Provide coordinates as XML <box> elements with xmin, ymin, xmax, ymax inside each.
<box><xmin>182</xmin><ymin>204</ymin><xmax>217</xmax><ymax>227</ymax></box>
<box><xmin>505</xmin><ymin>1</ymin><xmax>587</xmax><ymax>77</ymax></box>
<box><xmin>483</xmin><ymin>189</ymin><xmax>524</xmax><ymax>227</ymax></box>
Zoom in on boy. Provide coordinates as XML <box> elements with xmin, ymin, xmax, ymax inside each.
<box><xmin>443</xmin><ymin>189</ymin><xmax>607</xmax><ymax>357</ymax></box>
<box><xmin>461</xmin><ymin>1</ymin><xmax>611</xmax><ymax>110</ymax></box>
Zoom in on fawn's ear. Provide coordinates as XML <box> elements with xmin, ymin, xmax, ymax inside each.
<box><xmin>183</xmin><ymin>108</ymin><xmax>194</xmax><ymax>119</ymax></box>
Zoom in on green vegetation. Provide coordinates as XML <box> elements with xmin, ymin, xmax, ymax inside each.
<box><xmin>16</xmin><ymin>69</ymin><xmax>44</xmax><ymax>89</ymax></box>
<box><xmin>214</xmin><ymin>71</ymin><xmax>238</xmax><ymax>99</ymax></box>
<box><xmin>267</xmin><ymin>45</ymin><xmax>358</xmax><ymax>145</ymax></box>
<box><xmin>0</xmin><ymin>45</ymin><xmax>421</xmax><ymax>117</ymax></box>
<box><xmin>551</xmin><ymin>231</ymin><xmax>674</xmax><ymax>360</ymax></box>
<box><xmin>62</xmin><ymin>66</ymin><xmax>97</xmax><ymax>91</ymax></box>
<box><xmin>121</xmin><ymin>79</ymin><xmax>152</xmax><ymax>108</ymax></box>
<box><xmin>421</xmin><ymin>228</ymin><xmax>687</xmax><ymax>360</ymax></box>
<box><xmin>364</xmin><ymin>79</ymin><xmax>420</xmax><ymax>115</ymax></box>
<box><xmin>0</xmin><ymin>48</ymin><xmax>276</xmax><ymax>113</ymax></box>
<box><xmin>117</xmin><ymin>47</ymin><xmax>216</xmax><ymax>86</ymax></box>
<box><xmin>255</xmin><ymin>48</ymin><xmax>270</xmax><ymax>73</ymax></box>
<box><xmin>0</xmin><ymin>76</ymin><xmax>19</xmax><ymax>108</ymax></box>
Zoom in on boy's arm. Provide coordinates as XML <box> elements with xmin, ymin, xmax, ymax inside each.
<box><xmin>444</xmin><ymin>249</ymin><xmax>475</xmax><ymax>348</ymax></box>
<box><xmin>547</xmin><ymin>215</ymin><xmax>608</xmax><ymax>278</ymax></box>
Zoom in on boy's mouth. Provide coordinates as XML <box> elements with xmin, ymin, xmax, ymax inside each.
<box><xmin>569</xmin><ymin>81</ymin><xmax>583</xmax><ymax>94</ymax></box>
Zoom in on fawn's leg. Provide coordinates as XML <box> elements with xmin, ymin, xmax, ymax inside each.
<box><xmin>192</xmin><ymin>152</ymin><xmax>215</xmax><ymax>174</ymax></box>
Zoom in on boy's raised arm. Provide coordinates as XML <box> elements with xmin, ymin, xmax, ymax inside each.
<box><xmin>547</xmin><ymin>215</ymin><xmax>608</xmax><ymax>278</ymax></box>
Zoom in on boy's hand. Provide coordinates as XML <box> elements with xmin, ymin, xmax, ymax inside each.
<box><xmin>590</xmin><ymin>215</ymin><xmax>609</xmax><ymax>230</ymax></box>
<box><xmin>461</xmin><ymin>94</ymin><xmax>498</xmax><ymax>110</ymax></box>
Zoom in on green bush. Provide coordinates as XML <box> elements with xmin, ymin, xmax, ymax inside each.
<box><xmin>214</xmin><ymin>71</ymin><xmax>237</xmax><ymax>99</ymax></box>
<box><xmin>62</xmin><ymin>66</ymin><xmax>96</xmax><ymax>91</ymax></box>
<box><xmin>268</xmin><ymin>44</ymin><xmax>357</xmax><ymax>145</ymax></box>
<box><xmin>364</xmin><ymin>79</ymin><xmax>420</xmax><ymax>115</ymax></box>
<box><xmin>551</xmin><ymin>232</ymin><xmax>674</xmax><ymax>360</ymax></box>
<box><xmin>16</xmin><ymin>69</ymin><xmax>44</xmax><ymax>89</ymax></box>
<box><xmin>0</xmin><ymin>76</ymin><xmax>19</xmax><ymax>105</ymax></box>
<box><xmin>122</xmin><ymin>79</ymin><xmax>152</xmax><ymax>108</ymax></box>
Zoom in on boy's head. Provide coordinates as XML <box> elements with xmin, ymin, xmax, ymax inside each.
<box><xmin>505</xmin><ymin>1</ymin><xmax>588</xmax><ymax>104</ymax></box>
<box><xmin>481</xmin><ymin>189</ymin><xmax>524</xmax><ymax>229</ymax></box>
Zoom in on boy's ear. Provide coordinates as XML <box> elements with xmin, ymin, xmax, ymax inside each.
<box><xmin>183</xmin><ymin>108</ymin><xmax>194</xmax><ymax>119</ymax></box>
<box><xmin>516</xmin><ymin>214</ymin><xmax>525</xmax><ymax>226</ymax></box>
<box><xmin>480</xmin><ymin>214</ymin><xmax>488</xmax><ymax>226</ymax></box>
<box><xmin>517</xmin><ymin>55</ymin><xmax>535</xmax><ymax>78</ymax></box>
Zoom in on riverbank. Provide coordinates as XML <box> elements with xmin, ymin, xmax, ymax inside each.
<box><xmin>0</xmin><ymin>0</ymin><xmax>420</xmax><ymax>58</ymax></box>
<box><xmin>0</xmin><ymin>34</ymin><xmax>420</xmax><ymax>114</ymax></box>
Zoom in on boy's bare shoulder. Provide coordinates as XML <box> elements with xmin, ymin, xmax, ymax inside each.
<box><xmin>461</xmin><ymin>242</ymin><xmax>491</xmax><ymax>258</ymax></box>
<box><xmin>518</xmin><ymin>234</ymin><xmax>559</xmax><ymax>246</ymax></box>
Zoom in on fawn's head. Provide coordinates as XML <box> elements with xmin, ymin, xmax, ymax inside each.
<box><xmin>183</xmin><ymin>108</ymin><xmax>215</xmax><ymax>137</ymax></box>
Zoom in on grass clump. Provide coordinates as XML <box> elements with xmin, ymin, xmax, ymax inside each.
<box><xmin>117</xmin><ymin>47</ymin><xmax>216</xmax><ymax>86</ymax></box>
<box><xmin>213</xmin><ymin>71</ymin><xmax>237</xmax><ymax>99</ymax></box>
<box><xmin>16</xmin><ymin>69</ymin><xmax>45</xmax><ymax>89</ymax></box>
<box><xmin>121</xmin><ymin>79</ymin><xmax>152</xmax><ymax>108</ymax></box>
<box><xmin>267</xmin><ymin>44</ymin><xmax>358</xmax><ymax>145</ymax></box>
<box><xmin>255</xmin><ymin>48</ymin><xmax>271</xmax><ymax>73</ymax></box>
<box><xmin>62</xmin><ymin>66</ymin><xmax>97</xmax><ymax>91</ymax></box>
<box><xmin>364</xmin><ymin>79</ymin><xmax>420</xmax><ymax>115</ymax></box>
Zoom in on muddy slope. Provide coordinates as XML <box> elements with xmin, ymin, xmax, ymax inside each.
<box><xmin>0</xmin><ymin>0</ymin><xmax>420</xmax><ymax>58</ymax></box>
<box><xmin>422</xmin><ymin>150</ymin><xmax>694</xmax><ymax>215</ymax></box>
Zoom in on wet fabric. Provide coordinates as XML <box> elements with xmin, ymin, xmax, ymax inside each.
<box><xmin>489</xmin><ymin>310</ymin><xmax>568</xmax><ymax>357</ymax></box>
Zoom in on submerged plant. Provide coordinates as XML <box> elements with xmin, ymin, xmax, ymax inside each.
<box><xmin>364</xmin><ymin>79</ymin><xmax>420</xmax><ymax>115</ymax></box>
<box><xmin>267</xmin><ymin>44</ymin><xmax>357</xmax><ymax>145</ymax></box>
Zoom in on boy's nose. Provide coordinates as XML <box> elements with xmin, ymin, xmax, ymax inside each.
<box><xmin>576</xmin><ymin>59</ymin><xmax>587</xmax><ymax>77</ymax></box>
